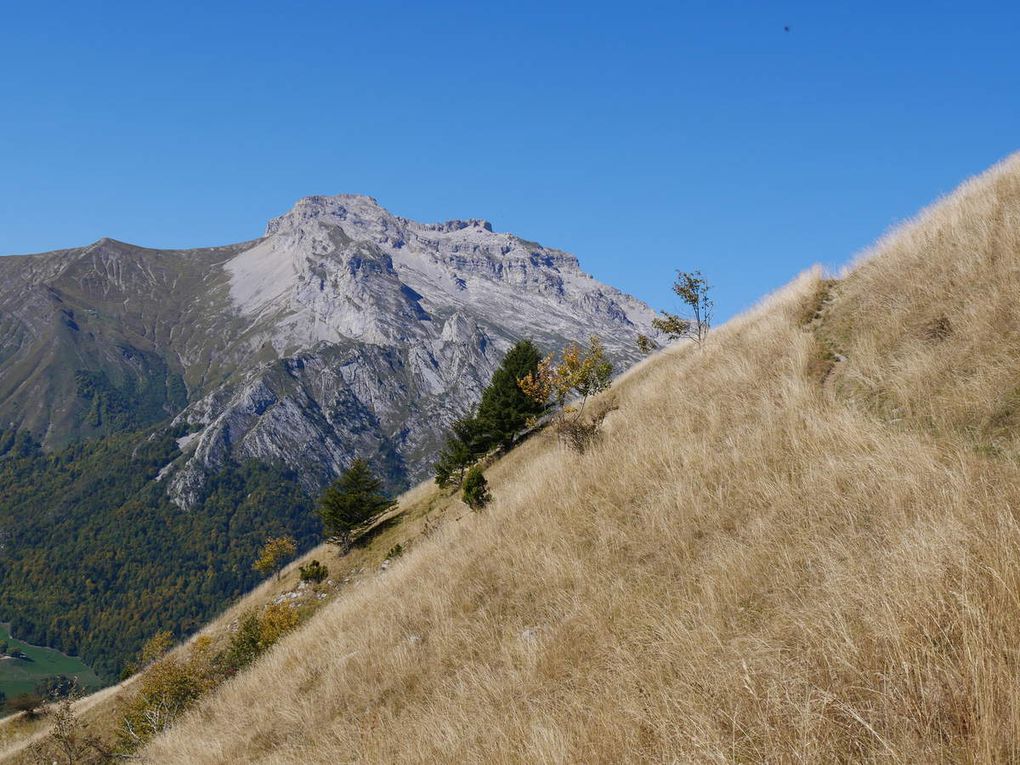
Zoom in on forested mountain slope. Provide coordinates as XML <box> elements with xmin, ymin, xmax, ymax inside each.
<box><xmin>134</xmin><ymin>154</ymin><xmax>1020</xmax><ymax>762</ymax></box>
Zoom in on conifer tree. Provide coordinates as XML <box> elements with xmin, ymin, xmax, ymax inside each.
<box><xmin>434</xmin><ymin>340</ymin><xmax>546</xmax><ymax>487</ymax></box>
<box><xmin>461</xmin><ymin>466</ymin><xmax>492</xmax><ymax>511</ymax></box>
<box><xmin>475</xmin><ymin>339</ymin><xmax>546</xmax><ymax>450</ymax></box>
<box><xmin>434</xmin><ymin>417</ymin><xmax>482</xmax><ymax>487</ymax></box>
<box><xmin>317</xmin><ymin>459</ymin><xmax>396</xmax><ymax>552</ymax></box>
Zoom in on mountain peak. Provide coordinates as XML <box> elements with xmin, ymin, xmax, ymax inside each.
<box><xmin>85</xmin><ymin>236</ymin><xmax>126</xmax><ymax>250</ymax></box>
<box><xmin>264</xmin><ymin>194</ymin><xmax>389</xmax><ymax>236</ymax></box>
<box><xmin>264</xmin><ymin>195</ymin><xmax>497</xmax><ymax>241</ymax></box>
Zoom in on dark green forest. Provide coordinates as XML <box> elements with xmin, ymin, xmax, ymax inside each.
<box><xmin>0</xmin><ymin>426</ymin><xmax>320</xmax><ymax>681</ymax></box>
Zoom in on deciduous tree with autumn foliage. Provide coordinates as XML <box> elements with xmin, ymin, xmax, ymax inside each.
<box><xmin>518</xmin><ymin>336</ymin><xmax>614</xmax><ymax>453</ymax></box>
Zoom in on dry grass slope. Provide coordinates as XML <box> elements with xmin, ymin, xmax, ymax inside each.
<box><xmin>17</xmin><ymin>153</ymin><xmax>1020</xmax><ymax>764</ymax></box>
<box><xmin>141</xmin><ymin>154</ymin><xmax>1020</xmax><ymax>763</ymax></box>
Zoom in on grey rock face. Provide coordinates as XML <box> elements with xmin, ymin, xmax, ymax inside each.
<box><xmin>1</xmin><ymin>195</ymin><xmax>657</xmax><ymax>506</ymax></box>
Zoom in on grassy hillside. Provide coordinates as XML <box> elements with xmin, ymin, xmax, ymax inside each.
<box><xmin>6</xmin><ymin>154</ymin><xmax>1020</xmax><ymax>763</ymax></box>
<box><xmin>142</xmin><ymin>154</ymin><xmax>1020</xmax><ymax>763</ymax></box>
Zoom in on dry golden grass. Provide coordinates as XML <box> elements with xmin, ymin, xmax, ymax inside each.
<box><xmin>135</xmin><ymin>153</ymin><xmax>1020</xmax><ymax>763</ymax></box>
<box><xmin>14</xmin><ymin>154</ymin><xmax>1020</xmax><ymax>764</ymax></box>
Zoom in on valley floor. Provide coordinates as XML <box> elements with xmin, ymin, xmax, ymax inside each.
<box><xmin>0</xmin><ymin>624</ymin><xmax>101</xmax><ymax>703</ymax></box>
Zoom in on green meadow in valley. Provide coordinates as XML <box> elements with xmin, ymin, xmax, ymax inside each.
<box><xmin>0</xmin><ymin>624</ymin><xmax>101</xmax><ymax>703</ymax></box>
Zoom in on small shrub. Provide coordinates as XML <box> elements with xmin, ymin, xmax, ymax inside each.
<box><xmin>636</xmin><ymin>334</ymin><xmax>657</xmax><ymax>354</ymax></box>
<box><xmin>216</xmin><ymin>611</ymin><xmax>263</xmax><ymax>676</ymax></box>
<box><xmin>189</xmin><ymin>635</ymin><xmax>215</xmax><ymax>666</ymax></box>
<box><xmin>216</xmin><ymin>605</ymin><xmax>302</xmax><ymax>677</ymax></box>
<box><xmin>8</xmin><ymin>692</ymin><xmax>44</xmax><ymax>718</ymax></box>
<box><xmin>298</xmin><ymin>559</ymin><xmax>329</xmax><ymax>583</ymax></box>
<box><xmin>116</xmin><ymin>637</ymin><xmax>218</xmax><ymax>753</ymax></box>
<box><xmin>519</xmin><ymin>336</ymin><xmax>614</xmax><ymax>452</ymax></box>
<box><xmin>117</xmin><ymin>654</ymin><xmax>210</xmax><ymax>751</ymax></box>
<box><xmin>258</xmin><ymin>604</ymin><xmax>300</xmax><ymax>646</ymax></box>
<box><xmin>556</xmin><ymin>418</ymin><xmax>602</xmax><ymax>454</ymax></box>
<box><xmin>386</xmin><ymin>543</ymin><xmax>404</xmax><ymax>559</ymax></box>
<box><xmin>30</xmin><ymin>679</ymin><xmax>109</xmax><ymax>764</ymax></box>
<box><xmin>462</xmin><ymin>466</ymin><xmax>492</xmax><ymax>511</ymax></box>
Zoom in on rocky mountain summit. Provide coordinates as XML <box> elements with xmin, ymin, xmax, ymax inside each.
<box><xmin>0</xmin><ymin>196</ymin><xmax>656</xmax><ymax>506</ymax></box>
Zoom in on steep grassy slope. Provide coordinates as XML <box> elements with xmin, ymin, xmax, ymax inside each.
<box><xmin>131</xmin><ymin>155</ymin><xmax>1020</xmax><ymax>762</ymax></box>
<box><xmin>142</xmin><ymin>155</ymin><xmax>1020</xmax><ymax>763</ymax></box>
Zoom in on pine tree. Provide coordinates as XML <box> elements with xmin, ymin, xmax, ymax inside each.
<box><xmin>461</xmin><ymin>466</ymin><xmax>492</xmax><ymax>511</ymax></box>
<box><xmin>434</xmin><ymin>340</ymin><xmax>545</xmax><ymax>488</ymax></box>
<box><xmin>317</xmin><ymin>459</ymin><xmax>396</xmax><ymax>552</ymax></box>
<box><xmin>434</xmin><ymin>417</ymin><xmax>484</xmax><ymax>487</ymax></box>
<box><xmin>475</xmin><ymin>339</ymin><xmax>545</xmax><ymax>451</ymax></box>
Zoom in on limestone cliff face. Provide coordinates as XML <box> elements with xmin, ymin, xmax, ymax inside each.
<box><xmin>0</xmin><ymin>195</ymin><xmax>656</xmax><ymax>505</ymax></box>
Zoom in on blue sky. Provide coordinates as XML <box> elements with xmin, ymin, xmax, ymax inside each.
<box><xmin>1</xmin><ymin>1</ymin><xmax>1017</xmax><ymax>320</ymax></box>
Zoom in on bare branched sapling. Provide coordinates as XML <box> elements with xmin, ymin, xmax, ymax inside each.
<box><xmin>651</xmin><ymin>270</ymin><xmax>713</xmax><ymax>348</ymax></box>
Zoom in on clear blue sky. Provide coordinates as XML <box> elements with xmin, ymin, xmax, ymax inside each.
<box><xmin>1</xmin><ymin>1</ymin><xmax>1018</xmax><ymax>320</ymax></box>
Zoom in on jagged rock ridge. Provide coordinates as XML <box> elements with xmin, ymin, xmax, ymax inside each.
<box><xmin>0</xmin><ymin>195</ymin><xmax>657</xmax><ymax>505</ymax></box>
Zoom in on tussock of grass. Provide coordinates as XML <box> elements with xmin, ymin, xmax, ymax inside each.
<box><xmin>134</xmin><ymin>154</ymin><xmax>1020</xmax><ymax>762</ymax></box>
